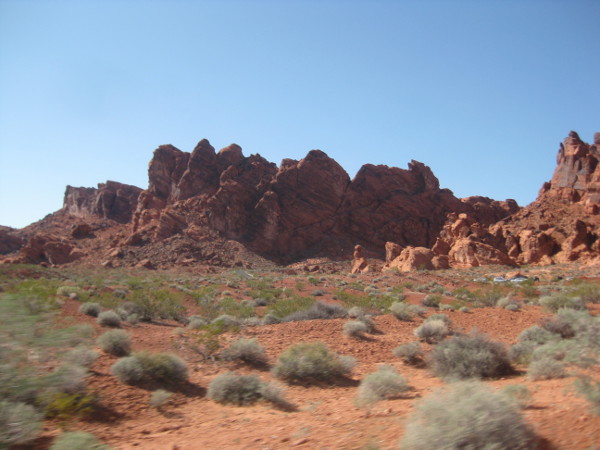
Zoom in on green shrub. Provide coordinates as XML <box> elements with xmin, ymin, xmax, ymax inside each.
<box><xmin>428</xmin><ymin>331</ymin><xmax>512</xmax><ymax>380</ymax></box>
<box><xmin>129</xmin><ymin>289</ymin><xmax>186</xmax><ymax>322</ymax></box>
<box><xmin>392</xmin><ymin>342</ymin><xmax>424</xmax><ymax>366</ymax></box>
<box><xmin>539</xmin><ymin>293</ymin><xmax>585</xmax><ymax>312</ymax></box>
<box><xmin>272</xmin><ymin>342</ymin><xmax>356</xmax><ymax>383</ymax></box>
<box><xmin>574</xmin><ymin>376</ymin><xmax>600</xmax><ymax>415</ymax></box>
<box><xmin>400</xmin><ymin>382</ymin><xmax>536</xmax><ymax>449</ymax></box>
<box><xmin>413</xmin><ymin>319</ymin><xmax>449</xmax><ymax>344</ymax></box>
<box><xmin>63</xmin><ymin>346</ymin><xmax>99</xmax><ymax>368</ymax></box>
<box><xmin>79</xmin><ymin>302</ymin><xmax>102</xmax><ymax>317</ymax></box>
<box><xmin>420</xmin><ymin>294</ymin><xmax>441</xmax><ymax>308</ymax></box>
<box><xmin>50</xmin><ymin>431</ymin><xmax>110</xmax><ymax>450</ymax></box>
<box><xmin>97</xmin><ymin>310</ymin><xmax>121</xmax><ymax>328</ymax></box>
<box><xmin>211</xmin><ymin>314</ymin><xmax>239</xmax><ymax>328</ymax></box>
<box><xmin>207</xmin><ymin>372</ymin><xmax>264</xmax><ymax>405</ymax></box>
<box><xmin>97</xmin><ymin>330</ymin><xmax>132</xmax><ymax>356</ymax></box>
<box><xmin>390</xmin><ymin>302</ymin><xmax>413</xmax><ymax>321</ymax></box>
<box><xmin>111</xmin><ymin>352</ymin><xmax>188</xmax><ymax>385</ymax></box>
<box><xmin>281</xmin><ymin>301</ymin><xmax>347</xmax><ymax>322</ymax></box>
<box><xmin>527</xmin><ymin>357</ymin><xmax>567</xmax><ymax>381</ymax></box>
<box><xmin>221</xmin><ymin>338</ymin><xmax>267</xmax><ymax>366</ymax></box>
<box><xmin>149</xmin><ymin>389</ymin><xmax>172</xmax><ymax>409</ymax></box>
<box><xmin>0</xmin><ymin>400</ymin><xmax>42</xmax><ymax>447</ymax></box>
<box><xmin>355</xmin><ymin>365</ymin><xmax>409</xmax><ymax>407</ymax></box>
<box><xmin>343</xmin><ymin>320</ymin><xmax>368</xmax><ymax>338</ymax></box>
<box><xmin>501</xmin><ymin>384</ymin><xmax>532</xmax><ymax>409</ymax></box>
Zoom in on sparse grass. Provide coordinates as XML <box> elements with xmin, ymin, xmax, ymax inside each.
<box><xmin>527</xmin><ymin>357</ymin><xmax>567</xmax><ymax>381</ymax></box>
<box><xmin>272</xmin><ymin>342</ymin><xmax>356</xmax><ymax>383</ymax></box>
<box><xmin>428</xmin><ymin>331</ymin><xmax>513</xmax><ymax>380</ymax></box>
<box><xmin>149</xmin><ymin>390</ymin><xmax>172</xmax><ymax>409</ymax></box>
<box><xmin>355</xmin><ymin>365</ymin><xmax>409</xmax><ymax>408</ymax></box>
<box><xmin>574</xmin><ymin>376</ymin><xmax>600</xmax><ymax>415</ymax></box>
<box><xmin>539</xmin><ymin>293</ymin><xmax>585</xmax><ymax>312</ymax></box>
<box><xmin>0</xmin><ymin>400</ymin><xmax>42</xmax><ymax>447</ymax></box>
<box><xmin>334</xmin><ymin>290</ymin><xmax>396</xmax><ymax>314</ymax></box>
<box><xmin>400</xmin><ymin>381</ymin><xmax>536</xmax><ymax>449</ymax></box>
<box><xmin>501</xmin><ymin>384</ymin><xmax>532</xmax><ymax>409</ymax></box>
<box><xmin>281</xmin><ymin>301</ymin><xmax>347</xmax><ymax>322</ymax></box>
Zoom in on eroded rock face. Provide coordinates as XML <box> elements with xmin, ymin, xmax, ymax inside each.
<box><xmin>17</xmin><ymin>233</ymin><xmax>84</xmax><ymax>265</ymax></box>
<box><xmin>540</xmin><ymin>130</ymin><xmax>600</xmax><ymax>213</ymax></box>
<box><xmin>0</xmin><ymin>226</ymin><xmax>24</xmax><ymax>254</ymax></box>
<box><xmin>63</xmin><ymin>181</ymin><xmax>142</xmax><ymax>223</ymax></box>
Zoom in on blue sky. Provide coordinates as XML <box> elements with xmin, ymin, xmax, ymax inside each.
<box><xmin>1</xmin><ymin>0</ymin><xmax>598</xmax><ymax>228</ymax></box>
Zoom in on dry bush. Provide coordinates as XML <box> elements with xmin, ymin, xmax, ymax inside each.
<box><xmin>78</xmin><ymin>302</ymin><xmax>101</xmax><ymax>317</ymax></box>
<box><xmin>400</xmin><ymin>381</ymin><xmax>536</xmax><ymax>449</ymax></box>
<box><xmin>428</xmin><ymin>331</ymin><xmax>512</xmax><ymax>380</ymax></box>
<box><xmin>355</xmin><ymin>365</ymin><xmax>409</xmax><ymax>407</ymax></box>
<box><xmin>393</xmin><ymin>342</ymin><xmax>424</xmax><ymax>366</ymax></box>
<box><xmin>97</xmin><ymin>310</ymin><xmax>121</xmax><ymax>328</ymax></box>
<box><xmin>414</xmin><ymin>319</ymin><xmax>449</xmax><ymax>344</ymax></box>
<box><xmin>220</xmin><ymin>338</ymin><xmax>267</xmax><ymax>366</ymax></box>
<box><xmin>272</xmin><ymin>342</ymin><xmax>356</xmax><ymax>383</ymax></box>
<box><xmin>97</xmin><ymin>330</ymin><xmax>132</xmax><ymax>357</ymax></box>
<box><xmin>343</xmin><ymin>320</ymin><xmax>368</xmax><ymax>338</ymax></box>
<box><xmin>111</xmin><ymin>352</ymin><xmax>188</xmax><ymax>385</ymax></box>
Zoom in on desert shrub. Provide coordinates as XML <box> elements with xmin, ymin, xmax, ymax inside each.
<box><xmin>517</xmin><ymin>325</ymin><xmax>556</xmax><ymax>345</ymax></box>
<box><xmin>355</xmin><ymin>365</ymin><xmax>409</xmax><ymax>407</ymax></box>
<box><xmin>347</xmin><ymin>306</ymin><xmax>364</xmax><ymax>318</ymax></box>
<box><xmin>343</xmin><ymin>320</ymin><xmax>368</xmax><ymax>338</ymax></box>
<box><xmin>527</xmin><ymin>357</ymin><xmax>566</xmax><ymax>380</ymax></box>
<box><xmin>0</xmin><ymin>400</ymin><xmax>42</xmax><ymax>447</ymax></box>
<box><xmin>501</xmin><ymin>384</ymin><xmax>532</xmax><ymax>409</ymax></box>
<box><xmin>509</xmin><ymin>325</ymin><xmax>561</xmax><ymax>365</ymax></box>
<box><xmin>221</xmin><ymin>338</ymin><xmax>267</xmax><ymax>366</ymax></box>
<box><xmin>334</xmin><ymin>289</ymin><xmax>396</xmax><ymax>314</ymax></box>
<box><xmin>43</xmin><ymin>391</ymin><xmax>96</xmax><ymax>421</ymax></box>
<box><xmin>428</xmin><ymin>331</ymin><xmax>512</xmax><ymax>380</ymax></box>
<box><xmin>539</xmin><ymin>293</ymin><xmax>585</xmax><ymax>312</ymax></box>
<box><xmin>393</xmin><ymin>342</ymin><xmax>424</xmax><ymax>366</ymax></box>
<box><xmin>505</xmin><ymin>303</ymin><xmax>521</xmax><ymax>311</ymax></box>
<box><xmin>472</xmin><ymin>286</ymin><xmax>504</xmax><ymax>307</ymax></box>
<box><xmin>425</xmin><ymin>313</ymin><xmax>451</xmax><ymax>325</ymax></box>
<box><xmin>111</xmin><ymin>352</ymin><xmax>188</xmax><ymax>385</ymax></box>
<box><xmin>211</xmin><ymin>314</ymin><xmax>239</xmax><ymax>328</ymax></box>
<box><xmin>187</xmin><ymin>316</ymin><xmax>208</xmax><ymax>329</ymax></box>
<box><xmin>207</xmin><ymin>372</ymin><xmax>264</xmax><ymax>405</ymax></box>
<box><xmin>97</xmin><ymin>310</ymin><xmax>121</xmax><ymax>328</ymax></box>
<box><xmin>149</xmin><ymin>389</ymin><xmax>172</xmax><ymax>409</ymax></box>
<box><xmin>413</xmin><ymin>319</ymin><xmax>449</xmax><ymax>344</ymax></box>
<box><xmin>128</xmin><ymin>289</ymin><xmax>186</xmax><ymax>322</ymax></box>
<box><xmin>262</xmin><ymin>313</ymin><xmax>281</xmax><ymax>325</ymax></box>
<box><xmin>79</xmin><ymin>302</ymin><xmax>102</xmax><ymax>317</ymax></box>
<box><xmin>97</xmin><ymin>330</ymin><xmax>132</xmax><ymax>356</ymax></box>
<box><xmin>63</xmin><ymin>346</ymin><xmax>99</xmax><ymax>368</ymax></box>
<box><xmin>282</xmin><ymin>301</ymin><xmax>347</xmax><ymax>322</ymax></box>
<box><xmin>265</xmin><ymin>295</ymin><xmax>314</xmax><ymax>320</ymax></box>
<box><xmin>390</xmin><ymin>302</ymin><xmax>413</xmax><ymax>321</ymax></box>
<box><xmin>259</xmin><ymin>381</ymin><xmax>296</xmax><ymax>411</ymax></box>
<box><xmin>570</xmin><ymin>283</ymin><xmax>600</xmax><ymax>304</ymax></box>
<box><xmin>50</xmin><ymin>431</ymin><xmax>110</xmax><ymax>450</ymax></box>
<box><xmin>400</xmin><ymin>381</ymin><xmax>536</xmax><ymax>449</ymax></box>
<box><xmin>272</xmin><ymin>341</ymin><xmax>356</xmax><ymax>383</ymax></box>
<box><xmin>357</xmin><ymin>314</ymin><xmax>376</xmax><ymax>333</ymax></box>
<box><xmin>420</xmin><ymin>294</ymin><xmax>441</xmax><ymax>308</ymax></box>
<box><xmin>44</xmin><ymin>364</ymin><xmax>88</xmax><ymax>395</ymax></box>
<box><xmin>574</xmin><ymin>376</ymin><xmax>600</xmax><ymax>415</ymax></box>
<box><xmin>459</xmin><ymin>306</ymin><xmax>470</xmax><ymax>313</ymax></box>
<box><xmin>541</xmin><ymin>316</ymin><xmax>575</xmax><ymax>338</ymax></box>
<box><xmin>439</xmin><ymin>303</ymin><xmax>455</xmax><ymax>311</ymax></box>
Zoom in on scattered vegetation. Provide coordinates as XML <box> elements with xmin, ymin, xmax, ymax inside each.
<box><xmin>50</xmin><ymin>431</ymin><xmax>111</xmax><ymax>450</ymax></box>
<box><xmin>97</xmin><ymin>310</ymin><xmax>121</xmax><ymax>328</ymax></box>
<box><xmin>392</xmin><ymin>342</ymin><xmax>424</xmax><ymax>366</ymax></box>
<box><xmin>343</xmin><ymin>320</ymin><xmax>368</xmax><ymax>338</ymax></box>
<box><xmin>413</xmin><ymin>319</ymin><xmax>449</xmax><ymax>344</ymax></box>
<box><xmin>207</xmin><ymin>372</ymin><xmax>293</xmax><ymax>409</ymax></box>
<box><xmin>79</xmin><ymin>302</ymin><xmax>102</xmax><ymax>317</ymax></box>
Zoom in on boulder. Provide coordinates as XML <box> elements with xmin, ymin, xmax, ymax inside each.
<box><xmin>351</xmin><ymin>244</ymin><xmax>369</xmax><ymax>274</ymax></box>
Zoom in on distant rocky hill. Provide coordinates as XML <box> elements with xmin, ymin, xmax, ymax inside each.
<box><xmin>2</xmin><ymin>131</ymin><xmax>599</xmax><ymax>270</ymax></box>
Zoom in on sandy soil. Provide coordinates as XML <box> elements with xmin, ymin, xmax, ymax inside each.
<box><xmin>28</xmin><ymin>266</ymin><xmax>600</xmax><ymax>449</ymax></box>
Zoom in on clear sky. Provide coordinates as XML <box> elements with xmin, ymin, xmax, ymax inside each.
<box><xmin>1</xmin><ymin>0</ymin><xmax>598</xmax><ymax>229</ymax></box>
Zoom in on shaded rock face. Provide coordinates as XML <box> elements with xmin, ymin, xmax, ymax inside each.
<box><xmin>17</xmin><ymin>233</ymin><xmax>84</xmax><ymax>265</ymax></box>
<box><xmin>64</xmin><ymin>181</ymin><xmax>142</xmax><ymax>223</ymax></box>
<box><xmin>129</xmin><ymin>141</ymin><xmax>518</xmax><ymax>262</ymax></box>
<box><xmin>0</xmin><ymin>226</ymin><xmax>24</xmax><ymax>255</ymax></box>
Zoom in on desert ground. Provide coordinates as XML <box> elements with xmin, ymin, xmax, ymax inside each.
<box><xmin>2</xmin><ymin>260</ymin><xmax>600</xmax><ymax>449</ymax></box>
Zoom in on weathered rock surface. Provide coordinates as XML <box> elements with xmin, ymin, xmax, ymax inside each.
<box><xmin>64</xmin><ymin>181</ymin><xmax>142</xmax><ymax>223</ymax></box>
<box><xmin>17</xmin><ymin>233</ymin><xmax>84</xmax><ymax>265</ymax></box>
<box><xmin>0</xmin><ymin>226</ymin><xmax>25</xmax><ymax>254</ymax></box>
<box><xmin>351</xmin><ymin>244</ymin><xmax>369</xmax><ymax>274</ymax></box>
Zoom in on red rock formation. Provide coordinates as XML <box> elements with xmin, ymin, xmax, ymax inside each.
<box><xmin>351</xmin><ymin>244</ymin><xmax>369</xmax><ymax>274</ymax></box>
<box><xmin>64</xmin><ymin>181</ymin><xmax>142</xmax><ymax>223</ymax></box>
<box><xmin>17</xmin><ymin>233</ymin><xmax>84</xmax><ymax>265</ymax></box>
<box><xmin>0</xmin><ymin>226</ymin><xmax>24</xmax><ymax>254</ymax></box>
